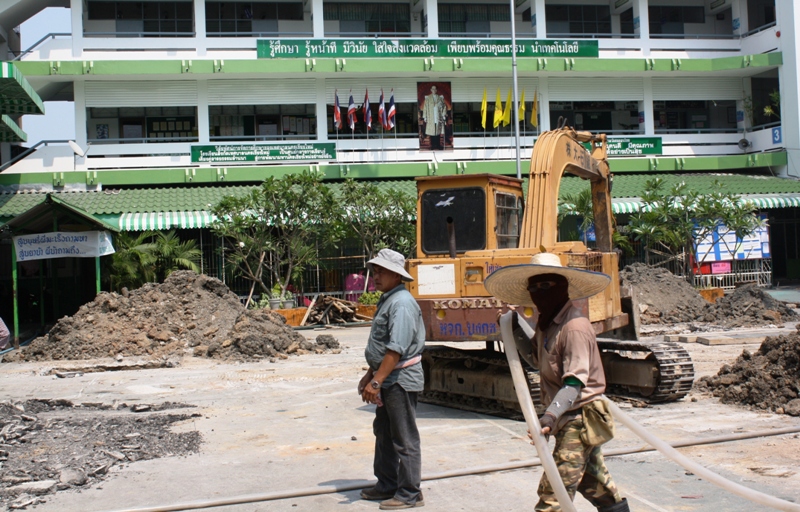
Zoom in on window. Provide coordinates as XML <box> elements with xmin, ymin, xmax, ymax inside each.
<box><xmin>206</xmin><ymin>2</ymin><xmax>304</xmax><ymax>35</ymax></box>
<box><xmin>324</xmin><ymin>3</ymin><xmax>410</xmax><ymax>35</ymax></box>
<box><xmin>549</xmin><ymin>101</ymin><xmax>641</xmax><ymax>134</ymax></box>
<box><xmin>496</xmin><ymin>192</ymin><xmax>522</xmax><ymax>249</ymax></box>
<box><xmin>87</xmin><ymin>106</ymin><xmax>198</xmax><ymax>143</ymax></box>
<box><xmin>649</xmin><ymin>5</ymin><xmax>705</xmax><ymax>35</ymax></box>
<box><xmin>545</xmin><ymin>4</ymin><xmax>611</xmax><ymax>36</ymax></box>
<box><xmin>438</xmin><ymin>3</ymin><xmax>509</xmax><ymax>35</ymax></box>
<box><xmin>421</xmin><ymin>188</ymin><xmax>486</xmax><ymax>254</ymax></box>
<box><xmin>620</xmin><ymin>8</ymin><xmax>634</xmax><ymax>34</ymax></box>
<box><xmin>86</xmin><ymin>1</ymin><xmax>194</xmax><ymax>36</ymax></box>
<box><xmin>653</xmin><ymin>100</ymin><xmax>737</xmax><ymax>133</ymax></box>
<box><xmin>209</xmin><ymin>104</ymin><xmax>316</xmax><ymax>140</ymax></box>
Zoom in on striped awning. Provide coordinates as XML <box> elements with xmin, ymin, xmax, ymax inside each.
<box><xmin>0</xmin><ymin>114</ymin><xmax>26</xmax><ymax>142</ymax></box>
<box><xmin>610</xmin><ymin>193</ymin><xmax>800</xmax><ymax>215</ymax></box>
<box><xmin>118</xmin><ymin>211</ymin><xmax>215</xmax><ymax>231</ymax></box>
<box><xmin>0</xmin><ymin>62</ymin><xmax>45</xmax><ymax>115</ymax></box>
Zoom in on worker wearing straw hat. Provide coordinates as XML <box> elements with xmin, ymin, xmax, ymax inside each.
<box><xmin>485</xmin><ymin>252</ymin><xmax>629</xmax><ymax>512</ymax></box>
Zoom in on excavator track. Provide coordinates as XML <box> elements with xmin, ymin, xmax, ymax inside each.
<box><xmin>420</xmin><ymin>341</ymin><xmax>694</xmax><ymax>420</ymax></box>
<box><xmin>598</xmin><ymin>340</ymin><xmax>695</xmax><ymax>403</ymax></box>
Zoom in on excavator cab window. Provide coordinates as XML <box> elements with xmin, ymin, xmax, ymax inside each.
<box><xmin>420</xmin><ymin>187</ymin><xmax>486</xmax><ymax>254</ymax></box>
<box><xmin>496</xmin><ymin>192</ymin><xmax>522</xmax><ymax>249</ymax></box>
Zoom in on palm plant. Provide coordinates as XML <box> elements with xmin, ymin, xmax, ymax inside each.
<box><xmin>105</xmin><ymin>231</ymin><xmax>157</xmax><ymax>292</ymax></box>
<box><xmin>152</xmin><ymin>230</ymin><xmax>202</xmax><ymax>282</ymax></box>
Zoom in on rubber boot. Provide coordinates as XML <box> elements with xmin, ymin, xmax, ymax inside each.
<box><xmin>597</xmin><ymin>498</ymin><xmax>630</xmax><ymax>512</ymax></box>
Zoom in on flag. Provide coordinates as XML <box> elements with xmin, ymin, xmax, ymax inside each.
<box><xmin>493</xmin><ymin>88</ymin><xmax>503</xmax><ymax>128</ymax></box>
<box><xmin>333</xmin><ymin>90</ymin><xmax>342</xmax><ymax>130</ymax></box>
<box><xmin>480</xmin><ymin>87</ymin><xmax>487</xmax><ymax>130</ymax></box>
<box><xmin>518</xmin><ymin>89</ymin><xmax>526</xmax><ymax>124</ymax></box>
<box><xmin>387</xmin><ymin>90</ymin><xmax>396</xmax><ymax>130</ymax></box>
<box><xmin>363</xmin><ymin>89</ymin><xmax>371</xmax><ymax>130</ymax></box>
<box><xmin>378</xmin><ymin>89</ymin><xmax>388</xmax><ymax>130</ymax></box>
<box><xmin>347</xmin><ymin>90</ymin><xmax>356</xmax><ymax>130</ymax></box>
<box><xmin>502</xmin><ymin>88</ymin><xmax>512</xmax><ymax>126</ymax></box>
<box><xmin>531</xmin><ymin>89</ymin><xmax>538</xmax><ymax>128</ymax></box>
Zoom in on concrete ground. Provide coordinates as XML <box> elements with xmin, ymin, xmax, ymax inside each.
<box><xmin>1</xmin><ymin>325</ymin><xmax>799</xmax><ymax>512</ymax></box>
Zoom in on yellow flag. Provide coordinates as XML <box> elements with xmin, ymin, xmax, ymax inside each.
<box><xmin>502</xmin><ymin>88</ymin><xmax>512</xmax><ymax>126</ymax></box>
<box><xmin>531</xmin><ymin>89</ymin><xmax>539</xmax><ymax>128</ymax></box>
<box><xmin>518</xmin><ymin>89</ymin><xmax>526</xmax><ymax>123</ymax></box>
<box><xmin>481</xmin><ymin>87</ymin><xmax>487</xmax><ymax>129</ymax></box>
<box><xmin>493</xmin><ymin>88</ymin><xmax>503</xmax><ymax>128</ymax></box>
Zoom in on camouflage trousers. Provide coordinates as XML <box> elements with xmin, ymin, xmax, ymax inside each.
<box><xmin>534</xmin><ymin>416</ymin><xmax>622</xmax><ymax>511</ymax></box>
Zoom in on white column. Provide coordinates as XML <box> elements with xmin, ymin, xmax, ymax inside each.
<box><xmin>74</xmin><ymin>81</ymin><xmax>87</xmax><ymax>149</ymax></box>
<box><xmin>642</xmin><ymin>77</ymin><xmax>655</xmax><ymax>136</ymax></box>
<box><xmin>194</xmin><ymin>0</ymin><xmax>207</xmax><ymax>56</ymax></box>
<box><xmin>538</xmin><ymin>77</ymin><xmax>550</xmax><ymax>132</ymax></box>
<box><xmin>312</xmin><ymin>0</ymin><xmax>325</xmax><ymax>38</ymax></box>
<box><xmin>532</xmin><ymin>0</ymin><xmax>546</xmax><ymax>38</ymax></box>
<box><xmin>197</xmin><ymin>80</ymin><xmax>210</xmax><ymax>143</ymax></box>
<box><xmin>774</xmin><ymin>1</ymin><xmax>799</xmax><ymax>178</ymax></box>
<box><xmin>424</xmin><ymin>0</ymin><xmax>439</xmax><ymax>38</ymax></box>
<box><xmin>316</xmin><ymin>79</ymin><xmax>328</xmax><ymax>141</ymax></box>
<box><xmin>633</xmin><ymin>0</ymin><xmax>650</xmax><ymax>53</ymax></box>
<box><xmin>71</xmin><ymin>0</ymin><xmax>83</xmax><ymax>58</ymax></box>
<box><xmin>731</xmin><ymin>0</ymin><xmax>748</xmax><ymax>37</ymax></box>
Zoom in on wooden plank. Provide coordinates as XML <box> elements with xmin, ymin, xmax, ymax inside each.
<box><xmin>300</xmin><ymin>294</ymin><xmax>319</xmax><ymax>326</ymax></box>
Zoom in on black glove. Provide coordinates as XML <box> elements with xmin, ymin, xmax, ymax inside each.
<box><xmin>539</xmin><ymin>412</ymin><xmax>556</xmax><ymax>433</ymax></box>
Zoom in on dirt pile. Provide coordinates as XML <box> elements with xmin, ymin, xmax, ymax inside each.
<box><xmin>0</xmin><ymin>399</ymin><xmax>201</xmax><ymax>508</ymax></box>
<box><xmin>620</xmin><ymin>263</ymin><xmax>708</xmax><ymax>324</ymax></box>
<box><xmin>696</xmin><ymin>330</ymin><xmax>800</xmax><ymax>415</ymax></box>
<box><xmin>620</xmin><ymin>264</ymin><xmax>797</xmax><ymax>329</ymax></box>
<box><xmin>5</xmin><ymin>271</ymin><xmax>339</xmax><ymax>363</ymax></box>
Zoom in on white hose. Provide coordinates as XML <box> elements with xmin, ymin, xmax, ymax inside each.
<box><xmin>499</xmin><ymin>312</ymin><xmax>578</xmax><ymax>512</ymax></box>
<box><xmin>607</xmin><ymin>399</ymin><xmax>800</xmax><ymax>511</ymax></box>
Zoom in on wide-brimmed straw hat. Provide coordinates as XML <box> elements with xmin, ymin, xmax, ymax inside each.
<box><xmin>483</xmin><ymin>252</ymin><xmax>610</xmax><ymax>306</ymax></box>
<box><xmin>367</xmin><ymin>248</ymin><xmax>414</xmax><ymax>282</ymax></box>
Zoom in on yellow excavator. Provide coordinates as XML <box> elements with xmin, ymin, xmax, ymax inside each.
<box><xmin>405</xmin><ymin>126</ymin><xmax>694</xmax><ymax>417</ymax></box>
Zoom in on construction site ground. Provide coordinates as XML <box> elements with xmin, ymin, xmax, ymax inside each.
<box><xmin>1</xmin><ymin>325</ymin><xmax>799</xmax><ymax>512</ymax></box>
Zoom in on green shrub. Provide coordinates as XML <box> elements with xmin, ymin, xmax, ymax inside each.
<box><xmin>358</xmin><ymin>291</ymin><xmax>383</xmax><ymax>305</ymax></box>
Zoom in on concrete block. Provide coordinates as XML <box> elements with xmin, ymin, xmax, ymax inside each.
<box><xmin>696</xmin><ymin>336</ymin><xmax>766</xmax><ymax>345</ymax></box>
<box><xmin>678</xmin><ymin>335</ymin><xmax>698</xmax><ymax>343</ymax></box>
<box><xmin>663</xmin><ymin>335</ymin><xmax>681</xmax><ymax>342</ymax></box>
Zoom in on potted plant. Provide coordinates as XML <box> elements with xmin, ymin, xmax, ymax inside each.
<box><xmin>268</xmin><ymin>284</ymin><xmax>283</xmax><ymax>310</ymax></box>
<box><xmin>356</xmin><ymin>291</ymin><xmax>382</xmax><ymax>319</ymax></box>
<box><xmin>281</xmin><ymin>290</ymin><xmax>296</xmax><ymax>309</ymax></box>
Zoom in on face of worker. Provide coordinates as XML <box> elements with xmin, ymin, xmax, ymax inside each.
<box><xmin>430</xmin><ymin>86</ymin><xmax>438</xmax><ymax>95</ymax></box>
<box><xmin>527</xmin><ymin>273</ymin><xmax>569</xmax><ymax>307</ymax></box>
<box><xmin>373</xmin><ymin>265</ymin><xmax>403</xmax><ymax>293</ymax></box>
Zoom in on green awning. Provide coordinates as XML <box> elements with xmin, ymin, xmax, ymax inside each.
<box><xmin>0</xmin><ymin>114</ymin><xmax>26</xmax><ymax>142</ymax></box>
<box><xmin>610</xmin><ymin>193</ymin><xmax>800</xmax><ymax>215</ymax></box>
<box><xmin>118</xmin><ymin>211</ymin><xmax>216</xmax><ymax>231</ymax></box>
<box><xmin>0</xmin><ymin>62</ymin><xmax>45</xmax><ymax>115</ymax></box>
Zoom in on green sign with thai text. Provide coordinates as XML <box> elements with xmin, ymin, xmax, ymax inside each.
<box><xmin>191</xmin><ymin>143</ymin><xmax>336</xmax><ymax>164</ymax></box>
<box><xmin>583</xmin><ymin>137</ymin><xmax>662</xmax><ymax>156</ymax></box>
<box><xmin>257</xmin><ymin>39</ymin><xmax>599</xmax><ymax>59</ymax></box>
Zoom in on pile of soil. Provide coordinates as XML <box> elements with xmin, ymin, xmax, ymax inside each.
<box><xmin>0</xmin><ymin>399</ymin><xmax>201</xmax><ymax>508</ymax></box>
<box><xmin>620</xmin><ymin>263</ymin><xmax>797</xmax><ymax>329</ymax></box>
<box><xmin>5</xmin><ymin>271</ymin><xmax>339</xmax><ymax>363</ymax></box>
<box><xmin>696</xmin><ymin>330</ymin><xmax>800</xmax><ymax>415</ymax></box>
<box><xmin>620</xmin><ymin>263</ymin><xmax>708</xmax><ymax>324</ymax></box>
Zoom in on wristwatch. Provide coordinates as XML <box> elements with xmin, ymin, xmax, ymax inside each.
<box><xmin>370</xmin><ymin>380</ymin><xmax>381</xmax><ymax>390</ymax></box>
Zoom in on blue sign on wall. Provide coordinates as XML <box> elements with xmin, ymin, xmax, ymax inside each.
<box><xmin>772</xmin><ymin>127</ymin><xmax>782</xmax><ymax>144</ymax></box>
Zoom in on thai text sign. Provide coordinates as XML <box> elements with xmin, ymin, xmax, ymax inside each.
<box><xmin>191</xmin><ymin>143</ymin><xmax>336</xmax><ymax>164</ymax></box>
<box><xmin>695</xmin><ymin>215</ymin><xmax>770</xmax><ymax>262</ymax></box>
<box><xmin>584</xmin><ymin>137</ymin><xmax>662</xmax><ymax>156</ymax></box>
<box><xmin>257</xmin><ymin>39</ymin><xmax>599</xmax><ymax>59</ymax></box>
<box><xmin>13</xmin><ymin>231</ymin><xmax>115</xmax><ymax>262</ymax></box>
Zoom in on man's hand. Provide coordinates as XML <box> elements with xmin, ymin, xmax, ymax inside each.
<box><xmin>539</xmin><ymin>412</ymin><xmax>556</xmax><ymax>436</ymax></box>
<box><xmin>358</xmin><ymin>370</ymin><xmax>374</xmax><ymax>395</ymax></box>
<box><xmin>361</xmin><ymin>378</ymin><xmax>382</xmax><ymax>405</ymax></box>
<box><xmin>496</xmin><ymin>305</ymin><xmax>517</xmax><ymax>325</ymax></box>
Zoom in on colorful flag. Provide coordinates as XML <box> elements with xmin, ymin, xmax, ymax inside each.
<box><xmin>378</xmin><ymin>89</ymin><xmax>388</xmax><ymax>130</ymax></box>
<box><xmin>387</xmin><ymin>90</ymin><xmax>396</xmax><ymax>129</ymax></box>
<box><xmin>480</xmin><ymin>87</ymin><xmax>487</xmax><ymax>130</ymax></box>
<box><xmin>531</xmin><ymin>89</ymin><xmax>538</xmax><ymax>128</ymax></box>
<box><xmin>502</xmin><ymin>88</ymin><xmax>512</xmax><ymax>126</ymax></box>
<box><xmin>518</xmin><ymin>89</ymin><xmax>526</xmax><ymax>124</ymax></box>
<box><xmin>347</xmin><ymin>90</ymin><xmax>356</xmax><ymax>130</ymax></box>
<box><xmin>363</xmin><ymin>89</ymin><xmax>371</xmax><ymax>130</ymax></box>
<box><xmin>493</xmin><ymin>88</ymin><xmax>503</xmax><ymax>128</ymax></box>
<box><xmin>333</xmin><ymin>90</ymin><xmax>342</xmax><ymax>130</ymax></box>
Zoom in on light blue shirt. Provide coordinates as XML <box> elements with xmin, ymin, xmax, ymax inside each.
<box><xmin>364</xmin><ymin>284</ymin><xmax>426</xmax><ymax>392</ymax></box>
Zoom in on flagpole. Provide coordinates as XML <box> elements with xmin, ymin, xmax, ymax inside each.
<box><xmin>510</xmin><ymin>0</ymin><xmax>522</xmax><ymax>180</ymax></box>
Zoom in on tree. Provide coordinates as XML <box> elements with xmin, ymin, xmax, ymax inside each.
<box><xmin>627</xmin><ymin>178</ymin><xmax>764</xmax><ymax>278</ymax></box>
<box><xmin>211</xmin><ymin>170</ymin><xmax>339</xmax><ymax>305</ymax></box>
<box><xmin>559</xmin><ymin>187</ymin><xmax>633</xmax><ymax>255</ymax></box>
<box><xmin>152</xmin><ymin>230</ymin><xmax>202</xmax><ymax>282</ymax></box>
<box><xmin>105</xmin><ymin>231</ymin><xmax>157</xmax><ymax>292</ymax></box>
<box><xmin>336</xmin><ymin>179</ymin><xmax>417</xmax><ymax>260</ymax></box>
<box><xmin>763</xmin><ymin>89</ymin><xmax>780</xmax><ymax>120</ymax></box>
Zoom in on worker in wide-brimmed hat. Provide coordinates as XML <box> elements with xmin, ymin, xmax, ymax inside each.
<box><xmin>485</xmin><ymin>252</ymin><xmax>629</xmax><ymax>512</ymax></box>
<box><xmin>357</xmin><ymin>248</ymin><xmax>426</xmax><ymax>510</ymax></box>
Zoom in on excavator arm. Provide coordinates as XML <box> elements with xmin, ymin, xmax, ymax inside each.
<box><xmin>520</xmin><ymin>127</ymin><xmax>614</xmax><ymax>252</ymax></box>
